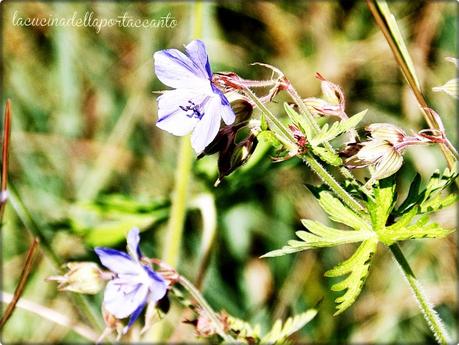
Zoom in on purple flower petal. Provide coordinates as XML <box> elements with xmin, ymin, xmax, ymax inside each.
<box><xmin>185</xmin><ymin>40</ymin><xmax>212</xmax><ymax>79</ymax></box>
<box><xmin>127</xmin><ymin>228</ymin><xmax>141</xmax><ymax>261</ymax></box>
<box><xmin>122</xmin><ymin>301</ymin><xmax>147</xmax><ymax>334</ymax></box>
<box><xmin>103</xmin><ymin>279</ymin><xmax>149</xmax><ymax>319</ymax></box>
<box><xmin>143</xmin><ymin>266</ymin><xmax>168</xmax><ymax>302</ymax></box>
<box><xmin>154</xmin><ymin>49</ymin><xmax>210</xmax><ymax>89</ymax></box>
<box><xmin>95</xmin><ymin>248</ymin><xmax>139</xmax><ymax>275</ymax></box>
<box><xmin>191</xmin><ymin>96</ymin><xmax>223</xmax><ymax>154</ymax></box>
<box><xmin>156</xmin><ymin>89</ymin><xmax>207</xmax><ymax>136</ymax></box>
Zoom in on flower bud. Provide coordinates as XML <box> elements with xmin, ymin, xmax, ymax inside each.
<box><xmin>316</xmin><ymin>72</ymin><xmax>345</xmax><ymax>108</ymax></box>
<box><xmin>47</xmin><ymin>262</ymin><xmax>109</xmax><ymax>294</ymax></box>
<box><xmin>215</xmin><ymin>134</ymin><xmax>258</xmax><ymax>186</ymax></box>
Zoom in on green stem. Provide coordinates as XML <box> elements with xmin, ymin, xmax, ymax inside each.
<box><xmin>389</xmin><ymin>244</ymin><xmax>450</xmax><ymax>345</ymax></box>
<box><xmin>243</xmin><ymin>86</ymin><xmax>295</xmax><ymax>144</ymax></box>
<box><xmin>286</xmin><ymin>85</ymin><xmax>363</xmax><ymax>184</ymax></box>
<box><xmin>162</xmin><ymin>137</ymin><xmax>193</xmax><ymax>267</ymax></box>
<box><xmin>302</xmin><ymin>153</ymin><xmax>365</xmax><ymax>213</ymax></box>
<box><xmin>162</xmin><ymin>1</ymin><xmax>204</xmax><ymax>268</ymax></box>
<box><xmin>178</xmin><ymin>275</ymin><xmax>235</xmax><ymax>342</ymax></box>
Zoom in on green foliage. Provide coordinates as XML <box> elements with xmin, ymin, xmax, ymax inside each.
<box><xmin>263</xmin><ymin>171</ymin><xmax>456</xmax><ymax>315</ymax></box>
<box><xmin>284</xmin><ymin>103</ymin><xmax>312</xmax><ymax>139</ymax></box>
<box><xmin>69</xmin><ymin>194</ymin><xmax>169</xmax><ymax>246</ymax></box>
<box><xmin>226</xmin><ymin>308</ymin><xmax>317</xmax><ymax>344</ymax></box>
<box><xmin>396</xmin><ymin>167</ymin><xmax>457</xmax><ymax>216</ymax></box>
<box><xmin>311</xmin><ymin>146</ymin><xmax>342</xmax><ymax>166</ymax></box>
<box><xmin>310</xmin><ymin>110</ymin><xmax>367</xmax><ymax>146</ymax></box>
<box><xmin>367</xmin><ymin>178</ymin><xmax>396</xmax><ymax>231</ymax></box>
<box><xmin>325</xmin><ymin>239</ymin><xmax>378</xmax><ymax>315</ymax></box>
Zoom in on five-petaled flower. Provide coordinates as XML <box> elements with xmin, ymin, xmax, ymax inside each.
<box><xmin>154</xmin><ymin>40</ymin><xmax>235</xmax><ymax>154</ymax></box>
<box><xmin>95</xmin><ymin>228</ymin><xmax>168</xmax><ymax>334</ymax></box>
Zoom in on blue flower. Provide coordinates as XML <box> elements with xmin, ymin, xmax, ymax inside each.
<box><xmin>95</xmin><ymin>228</ymin><xmax>167</xmax><ymax>334</ymax></box>
<box><xmin>154</xmin><ymin>40</ymin><xmax>235</xmax><ymax>154</ymax></box>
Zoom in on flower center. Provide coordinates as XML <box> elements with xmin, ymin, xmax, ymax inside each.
<box><xmin>180</xmin><ymin>100</ymin><xmax>203</xmax><ymax>120</ymax></box>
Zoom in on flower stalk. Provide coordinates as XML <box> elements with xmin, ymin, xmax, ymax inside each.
<box><xmin>177</xmin><ymin>274</ymin><xmax>235</xmax><ymax>343</ymax></box>
<box><xmin>389</xmin><ymin>244</ymin><xmax>450</xmax><ymax>345</ymax></box>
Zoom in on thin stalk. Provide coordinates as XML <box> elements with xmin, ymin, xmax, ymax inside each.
<box><xmin>177</xmin><ymin>275</ymin><xmax>235</xmax><ymax>343</ymax></box>
<box><xmin>162</xmin><ymin>1</ymin><xmax>204</xmax><ymax>267</ymax></box>
<box><xmin>0</xmin><ymin>99</ymin><xmax>11</xmax><ymax>220</ymax></box>
<box><xmin>1</xmin><ymin>291</ymin><xmax>99</xmax><ymax>342</ymax></box>
<box><xmin>366</xmin><ymin>0</ymin><xmax>457</xmax><ymax>168</ymax></box>
<box><xmin>243</xmin><ymin>86</ymin><xmax>295</xmax><ymax>144</ymax></box>
<box><xmin>302</xmin><ymin>153</ymin><xmax>364</xmax><ymax>213</ymax></box>
<box><xmin>8</xmin><ymin>184</ymin><xmax>104</xmax><ymax>332</ymax></box>
<box><xmin>0</xmin><ymin>237</ymin><xmax>39</xmax><ymax>328</ymax></box>
<box><xmin>162</xmin><ymin>137</ymin><xmax>193</xmax><ymax>267</ymax></box>
<box><xmin>389</xmin><ymin>244</ymin><xmax>450</xmax><ymax>345</ymax></box>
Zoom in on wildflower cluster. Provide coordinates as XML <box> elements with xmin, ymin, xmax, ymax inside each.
<box><xmin>49</xmin><ymin>40</ymin><xmax>456</xmax><ymax>344</ymax></box>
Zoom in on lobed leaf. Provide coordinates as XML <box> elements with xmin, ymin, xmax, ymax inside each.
<box><xmin>261</xmin><ymin>220</ymin><xmax>374</xmax><ymax>258</ymax></box>
<box><xmin>261</xmin><ymin>309</ymin><xmax>317</xmax><ymax>344</ymax></box>
<box><xmin>380</xmin><ymin>222</ymin><xmax>453</xmax><ymax>245</ymax></box>
<box><xmin>317</xmin><ymin>191</ymin><xmax>370</xmax><ymax>231</ymax></box>
<box><xmin>325</xmin><ymin>239</ymin><xmax>378</xmax><ymax>315</ymax></box>
<box><xmin>310</xmin><ymin>110</ymin><xmax>366</xmax><ymax>146</ymax></box>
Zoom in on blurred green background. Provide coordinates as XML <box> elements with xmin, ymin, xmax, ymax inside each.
<box><xmin>1</xmin><ymin>1</ymin><xmax>457</xmax><ymax>343</ymax></box>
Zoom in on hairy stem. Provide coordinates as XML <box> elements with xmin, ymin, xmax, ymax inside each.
<box><xmin>243</xmin><ymin>86</ymin><xmax>295</xmax><ymax>144</ymax></box>
<box><xmin>302</xmin><ymin>153</ymin><xmax>364</xmax><ymax>213</ymax></box>
<box><xmin>286</xmin><ymin>85</ymin><xmax>368</xmax><ymax>191</ymax></box>
<box><xmin>177</xmin><ymin>275</ymin><xmax>235</xmax><ymax>342</ymax></box>
<box><xmin>389</xmin><ymin>244</ymin><xmax>450</xmax><ymax>345</ymax></box>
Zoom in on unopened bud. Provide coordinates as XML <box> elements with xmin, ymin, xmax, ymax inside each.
<box><xmin>47</xmin><ymin>262</ymin><xmax>109</xmax><ymax>294</ymax></box>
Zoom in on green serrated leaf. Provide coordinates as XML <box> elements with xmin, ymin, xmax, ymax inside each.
<box><xmin>311</xmin><ymin>146</ymin><xmax>342</xmax><ymax>166</ymax></box>
<box><xmin>317</xmin><ymin>191</ymin><xmax>370</xmax><ymax>230</ymax></box>
<box><xmin>310</xmin><ymin>110</ymin><xmax>367</xmax><ymax>146</ymax></box>
<box><xmin>420</xmin><ymin>193</ymin><xmax>457</xmax><ymax>214</ymax></box>
<box><xmin>324</xmin><ymin>239</ymin><xmax>377</xmax><ymax>315</ymax></box>
<box><xmin>380</xmin><ymin>221</ymin><xmax>453</xmax><ymax>245</ymax></box>
<box><xmin>367</xmin><ymin>178</ymin><xmax>396</xmax><ymax>231</ymax></box>
<box><xmin>261</xmin><ymin>309</ymin><xmax>317</xmax><ymax>344</ymax></box>
<box><xmin>262</xmin><ymin>220</ymin><xmax>374</xmax><ymax>258</ymax></box>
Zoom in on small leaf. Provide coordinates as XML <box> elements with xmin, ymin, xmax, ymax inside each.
<box><xmin>261</xmin><ymin>220</ymin><xmax>374</xmax><ymax>258</ymax></box>
<box><xmin>380</xmin><ymin>218</ymin><xmax>453</xmax><ymax>245</ymax></box>
<box><xmin>325</xmin><ymin>239</ymin><xmax>378</xmax><ymax>315</ymax></box>
<box><xmin>420</xmin><ymin>193</ymin><xmax>457</xmax><ymax>214</ymax></box>
<box><xmin>261</xmin><ymin>309</ymin><xmax>317</xmax><ymax>343</ymax></box>
<box><xmin>311</xmin><ymin>146</ymin><xmax>342</xmax><ymax>166</ymax></box>
<box><xmin>310</xmin><ymin>110</ymin><xmax>367</xmax><ymax>146</ymax></box>
<box><xmin>317</xmin><ymin>191</ymin><xmax>370</xmax><ymax>230</ymax></box>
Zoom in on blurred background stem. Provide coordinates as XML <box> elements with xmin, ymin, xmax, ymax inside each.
<box><xmin>367</xmin><ymin>0</ymin><xmax>457</xmax><ymax>169</ymax></box>
<box><xmin>162</xmin><ymin>1</ymin><xmax>204</xmax><ymax>268</ymax></box>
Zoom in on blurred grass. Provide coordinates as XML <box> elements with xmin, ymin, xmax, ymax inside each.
<box><xmin>1</xmin><ymin>1</ymin><xmax>457</xmax><ymax>343</ymax></box>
